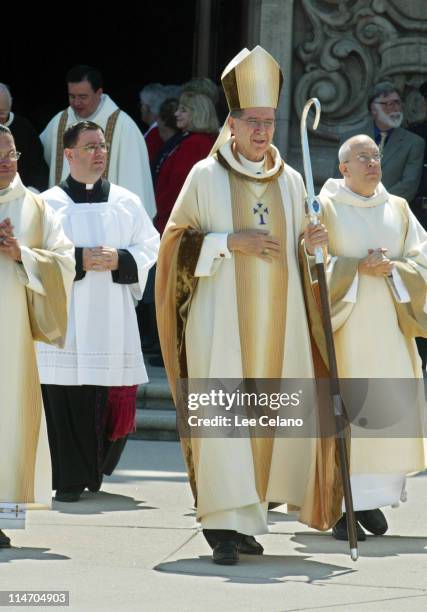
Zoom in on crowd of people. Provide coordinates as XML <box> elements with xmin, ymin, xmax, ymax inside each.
<box><xmin>1</xmin><ymin>51</ymin><xmax>426</xmax><ymax>567</ymax></box>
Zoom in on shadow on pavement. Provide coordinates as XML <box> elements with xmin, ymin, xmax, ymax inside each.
<box><xmin>155</xmin><ymin>554</ymin><xmax>353</xmax><ymax>584</ymax></box>
<box><xmin>292</xmin><ymin>533</ymin><xmax>427</xmax><ymax>557</ymax></box>
<box><xmin>107</xmin><ymin>473</ymin><xmax>188</xmax><ymax>484</ymax></box>
<box><xmin>52</xmin><ymin>491</ymin><xmax>157</xmax><ymax>515</ymax></box>
<box><xmin>115</xmin><ymin>439</ymin><xmax>186</xmax><ymax>475</ymax></box>
<box><xmin>0</xmin><ymin>547</ymin><xmax>69</xmax><ymax>564</ymax></box>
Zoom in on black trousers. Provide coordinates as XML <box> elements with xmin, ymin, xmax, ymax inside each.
<box><xmin>416</xmin><ymin>337</ymin><xmax>427</xmax><ymax>371</ymax></box>
<box><xmin>42</xmin><ymin>384</ymin><xmax>128</xmax><ymax>491</ymax></box>
<box><xmin>203</xmin><ymin>530</ymin><xmax>239</xmax><ymax>548</ymax></box>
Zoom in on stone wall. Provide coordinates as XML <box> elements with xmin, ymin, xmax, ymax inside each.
<box><xmin>245</xmin><ymin>0</ymin><xmax>427</xmax><ymax>187</ymax></box>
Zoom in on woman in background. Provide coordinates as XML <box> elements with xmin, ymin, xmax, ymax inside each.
<box><xmin>154</xmin><ymin>91</ymin><xmax>219</xmax><ymax>234</ymax></box>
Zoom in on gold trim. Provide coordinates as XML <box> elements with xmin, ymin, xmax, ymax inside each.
<box><xmin>329</xmin><ymin>257</ymin><xmax>360</xmax><ymax>321</ymax></box>
<box><xmin>216</xmin><ymin>149</ymin><xmax>284</xmax><ymax>184</ymax></box>
<box><xmin>391</xmin><ymin>261</ymin><xmax>427</xmax><ymax>338</ymax></box>
<box><xmin>25</xmin><ymin>193</ymin><xmax>68</xmax><ymax>347</ymax></box>
<box><xmin>55</xmin><ymin>110</ymin><xmax>69</xmax><ymax>185</ymax></box>
<box><xmin>103</xmin><ymin>109</ymin><xmax>121</xmax><ymax>178</ymax></box>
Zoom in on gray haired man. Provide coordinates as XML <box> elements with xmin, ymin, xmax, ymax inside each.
<box><xmin>338</xmin><ymin>81</ymin><xmax>425</xmax><ymax>203</ymax></box>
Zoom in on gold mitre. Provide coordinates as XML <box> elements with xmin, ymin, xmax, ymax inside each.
<box><xmin>221</xmin><ymin>45</ymin><xmax>283</xmax><ymax>110</ymax></box>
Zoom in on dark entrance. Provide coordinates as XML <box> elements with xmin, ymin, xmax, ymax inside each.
<box><xmin>3</xmin><ymin>3</ymin><xmax>197</xmax><ymax>132</ymax></box>
<box><xmin>3</xmin><ymin>2</ymin><xmax>246</xmax><ymax>132</ymax></box>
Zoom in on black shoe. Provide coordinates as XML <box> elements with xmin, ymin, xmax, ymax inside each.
<box><xmin>237</xmin><ymin>534</ymin><xmax>264</xmax><ymax>555</ymax></box>
<box><xmin>356</xmin><ymin>509</ymin><xmax>388</xmax><ymax>535</ymax></box>
<box><xmin>55</xmin><ymin>486</ymin><xmax>85</xmax><ymax>502</ymax></box>
<box><xmin>332</xmin><ymin>513</ymin><xmax>366</xmax><ymax>541</ymax></box>
<box><xmin>212</xmin><ymin>540</ymin><xmax>239</xmax><ymax>565</ymax></box>
<box><xmin>87</xmin><ymin>477</ymin><xmax>103</xmax><ymax>493</ymax></box>
<box><xmin>87</xmin><ymin>483</ymin><xmax>102</xmax><ymax>493</ymax></box>
<box><xmin>0</xmin><ymin>529</ymin><xmax>11</xmax><ymax>548</ymax></box>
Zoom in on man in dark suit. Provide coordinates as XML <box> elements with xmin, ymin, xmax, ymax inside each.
<box><xmin>409</xmin><ymin>82</ymin><xmax>427</xmax><ymax>226</ymax></box>
<box><xmin>338</xmin><ymin>82</ymin><xmax>425</xmax><ymax>204</ymax></box>
<box><xmin>409</xmin><ymin>82</ymin><xmax>427</xmax><ymax>371</ymax></box>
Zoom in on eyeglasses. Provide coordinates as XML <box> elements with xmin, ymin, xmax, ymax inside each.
<box><xmin>238</xmin><ymin>118</ymin><xmax>275</xmax><ymax>130</ymax></box>
<box><xmin>70</xmin><ymin>143</ymin><xmax>109</xmax><ymax>153</ymax></box>
<box><xmin>0</xmin><ymin>150</ymin><xmax>21</xmax><ymax>163</ymax></box>
<box><xmin>343</xmin><ymin>153</ymin><xmax>382</xmax><ymax>164</ymax></box>
<box><xmin>374</xmin><ymin>99</ymin><xmax>402</xmax><ymax>110</ymax></box>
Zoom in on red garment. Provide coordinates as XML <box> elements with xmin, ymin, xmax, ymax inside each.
<box><xmin>155</xmin><ymin>132</ymin><xmax>217</xmax><ymax>234</ymax></box>
<box><xmin>145</xmin><ymin>125</ymin><xmax>163</xmax><ymax>163</ymax></box>
<box><xmin>105</xmin><ymin>385</ymin><xmax>138</xmax><ymax>441</ymax></box>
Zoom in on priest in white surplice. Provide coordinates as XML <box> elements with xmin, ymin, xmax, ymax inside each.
<box><xmin>303</xmin><ymin>134</ymin><xmax>427</xmax><ymax>541</ymax></box>
<box><xmin>38</xmin><ymin>121</ymin><xmax>159</xmax><ymax>502</ymax></box>
<box><xmin>156</xmin><ymin>47</ymin><xmax>331</xmax><ymax>565</ymax></box>
<box><xmin>0</xmin><ymin>125</ymin><xmax>74</xmax><ymax>548</ymax></box>
<box><xmin>40</xmin><ymin>65</ymin><xmax>156</xmax><ymax>218</ymax></box>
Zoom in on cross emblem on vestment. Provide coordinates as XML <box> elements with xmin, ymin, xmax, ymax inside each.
<box><xmin>253</xmin><ymin>202</ymin><xmax>269</xmax><ymax>226</ymax></box>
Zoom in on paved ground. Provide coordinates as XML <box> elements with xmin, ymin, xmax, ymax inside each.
<box><xmin>1</xmin><ymin>439</ymin><xmax>427</xmax><ymax>612</ymax></box>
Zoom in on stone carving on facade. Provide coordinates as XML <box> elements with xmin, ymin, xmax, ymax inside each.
<box><xmin>293</xmin><ymin>0</ymin><xmax>427</xmax><ymax>141</ymax></box>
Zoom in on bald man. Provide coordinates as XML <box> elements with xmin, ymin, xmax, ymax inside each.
<box><xmin>0</xmin><ymin>83</ymin><xmax>48</xmax><ymax>192</ymax></box>
<box><xmin>308</xmin><ymin>135</ymin><xmax>427</xmax><ymax>541</ymax></box>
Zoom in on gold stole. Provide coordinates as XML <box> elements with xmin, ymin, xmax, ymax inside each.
<box><xmin>229</xmin><ymin>174</ymin><xmax>287</xmax><ymax>378</ymax></box>
<box><xmin>229</xmin><ymin>172</ymin><xmax>287</xmax><ymax>500</ymax></box>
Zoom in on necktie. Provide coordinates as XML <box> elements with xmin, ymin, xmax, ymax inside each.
<box><xmin>378</xmin><ymin>131</ymin><xmax>387</xmax><ymax>155</ymax></box>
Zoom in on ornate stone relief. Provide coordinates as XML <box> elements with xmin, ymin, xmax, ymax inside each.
<box><xmin>294</xmin><ymin>0</ymin><xmax>427</xmax><ymax>140</ymax></box>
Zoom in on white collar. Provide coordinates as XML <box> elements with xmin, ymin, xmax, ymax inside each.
<box><xmin>238</xmin><ymin>154</ymin><xmax>265</xmax><ymax>175</ymax></box>
<box><xmin>218</xmin><ymin>140</ymin><xmax>282</xmax><ymax>181</ymax></box>
<box><xmin>4</xmin><ymin>111</ymin><xmax>14</xmax><ymax>128</ymax></box>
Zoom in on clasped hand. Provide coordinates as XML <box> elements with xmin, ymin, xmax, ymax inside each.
<box><xmin>358</xmin><ymin>248</ymin><xmax>394</xmax><ymax>277</ymax></box>
<box><xmin>0</xmin><ymin>217</ymin><xmax>21</xmax><ymax>262</ymax></box>
<box><xmin>83</xmin><ymin>246</ymin><xmax>119</xmax><ymax>271</ymax></box>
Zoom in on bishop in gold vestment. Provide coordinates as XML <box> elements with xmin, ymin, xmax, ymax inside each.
<box><xmin>156</xmin><ymin>47</ymin><xmax>332</xmax><ymax>565</ymax></box>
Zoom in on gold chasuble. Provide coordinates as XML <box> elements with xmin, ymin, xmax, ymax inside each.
<box><xmin>156</xmin><ymin>140</ymin><xmax>343</xmax><ymax>533</ymax></box>
<box><xmin>0</xmin><ymin>175</ymin><xmax>74</xmax><ymax>513</ymax></box>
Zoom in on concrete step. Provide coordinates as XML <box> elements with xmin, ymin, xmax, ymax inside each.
<box><xmin>136</xmin><ymin>396</ymin><xmax>175</xmax><ymax>411</ymax></box>
<box><xmin>138</xmin><ymin>378</ymin><xmax>172</xmax><ymax>400</ymax></box>
<box><xmin>133</xmin><ymin>408</ymin><xmax>178</xmax><ymax>441</ymax></box>
<box><xmin>135</xmin><ymin>365</ymin><xmax>177</xmax><ymax>439</ymax></box>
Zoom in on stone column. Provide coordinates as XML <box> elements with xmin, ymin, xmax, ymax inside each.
<box><xmin>243</xmin><ymin>0</ymin><xmax>296</xmax><ymax>157</ymax></box>
<box><xmin>193</xmin><ymin>0</ymin><xmax>213</xmax><ymax>77</ymax></box>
